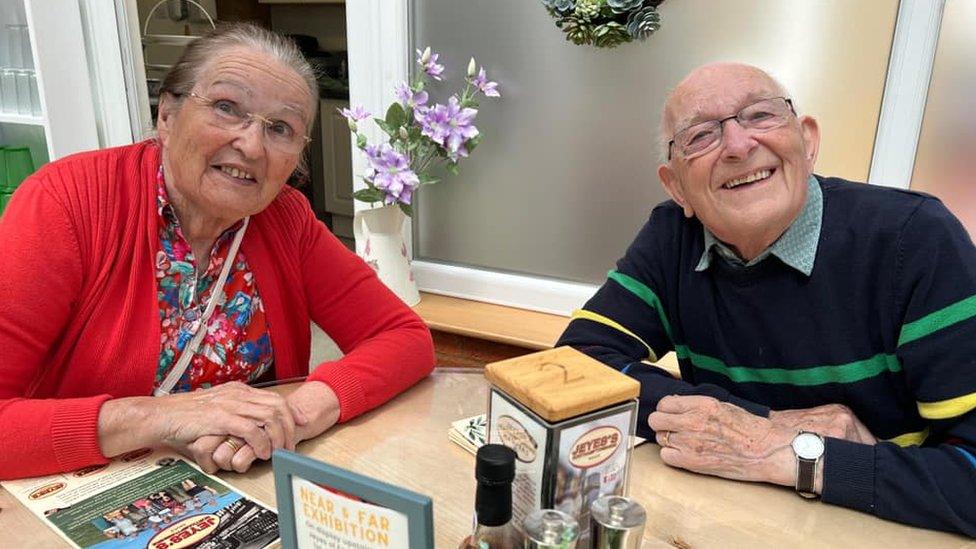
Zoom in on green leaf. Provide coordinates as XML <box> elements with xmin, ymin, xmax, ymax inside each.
<box><xmin>419</xmin><ymin>174</ymin><xmax>441</xmax><ymax>185</ymax></box>
<box><xmin>353</xmin><ymin>188</ymin><xmax>387</xmax><ymax>203</ymax></box>
<box><xmin>466</xmin><ymin>135</ymin><xmax>482</xmax><ymax>153</ymax></box>
<box><xmin>374</xmin><ymin>118</ymin><xmax>396</xmax><ymax>137</ymax></box>
<box><xmin>398</xmin><ymin>202</ymin><xmax>414</xmax><ymax>217</ymax></box>
<box><xmin>446</xmin><ymin>162</ymin><xmax>460</xmax><ymax>176</ymax></box>
<box><xmin>356</xmin><ymin>134</ymin><xmax>368</xmax><ymax>149</ymax></box>
<box><xmin>385</xmin><ymin>103</ymin><xmax>407</xmax><ymax>128</ymax></box>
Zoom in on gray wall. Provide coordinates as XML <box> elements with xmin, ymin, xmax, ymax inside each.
<box><xmin>411</xmin><ymin>0</ymin><xmax>898</xmax><ymax>284</ymax></box>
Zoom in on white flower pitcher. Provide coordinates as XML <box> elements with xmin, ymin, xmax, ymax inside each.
<box><xmin>353</xmin><ymin>205</ymin><xmax>421</xmax><ymax>306</ymax></box>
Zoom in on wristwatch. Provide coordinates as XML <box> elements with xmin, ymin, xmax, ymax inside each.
<box><xmin>791</xmin><ymin>431</ymin><xmax>825</xmax><ymax>499</ymax></box>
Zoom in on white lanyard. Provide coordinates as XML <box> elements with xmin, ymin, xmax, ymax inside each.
<box><xmin>154</xmin><ymin>216</ymin><xmax>250</xmax><ymax>396</ymax></box>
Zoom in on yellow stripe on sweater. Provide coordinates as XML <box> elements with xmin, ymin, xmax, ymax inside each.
<box><xmin>887</xmin><ymin>428</ymin><xmax>929</xmax><ymax>447</ymax></box>
<box><xmin>570</xmin><ymin>309</ymin><xmax>656</xmax><ymax>361</ymax></box>
<box><xmin>918</xmin><ymin>392</ymin><xmax>976</xmax><ymax>420</ymax></box>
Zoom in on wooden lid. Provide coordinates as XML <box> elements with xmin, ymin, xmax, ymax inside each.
<box><xmin>484</xmin><ymin>346</ymin><xmax>640</xmax><ymax>422</ymax></box>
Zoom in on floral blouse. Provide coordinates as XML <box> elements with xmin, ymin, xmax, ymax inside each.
<box><xmin>154</xmin><ymin>167</ymin><xmax>273</xmax><ymax>392</ymax></box>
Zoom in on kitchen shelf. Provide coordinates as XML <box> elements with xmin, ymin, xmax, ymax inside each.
<box><xmin>0</xmin><ymin>112</ymin><xmax>45</xmax><ymax>126</ymax></box>
<box><xmin>258</xmin><ymin>0</ymin><xmax>345</xmax><ymax>4</ymax></box>
<box><xmin>142</xmin><ymin>34</ymin><xmax>198</xmax><ymax>47</ymax></box>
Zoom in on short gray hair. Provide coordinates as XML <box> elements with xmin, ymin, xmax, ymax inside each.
<box><xmin>159</xmin><ymin>22</ymin><xmax>317</xmax><ymax>119</ymax></box>
<box><xmin>656</xmin><ymin>68</ymin><xmax>794</xmax><ymax>163</ymax></box>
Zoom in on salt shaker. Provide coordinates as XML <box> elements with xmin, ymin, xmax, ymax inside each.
<box><xmin>589</xmin><ymin>496</ymin><xmax>645</xmax><ymax>549</ymax></box>
<box><xmin>524</xmin><ymin>509</ymin><xmax>579</xmax><ymax>549</ymax></box>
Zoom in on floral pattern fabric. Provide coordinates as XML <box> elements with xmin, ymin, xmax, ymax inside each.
<box><xmin>154</xmin><ymin>167</ymin><xmax>273</xmax><ymax>392</ymax></box>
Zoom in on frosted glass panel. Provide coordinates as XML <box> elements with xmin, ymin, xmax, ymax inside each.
<box><xmin>911</xmin><ymin>0</ymin><xmax>976</xmax><ymax>237</ymax></box>
<box><xmin>412</xmin><ymin>0</ymin><xmax>897</xmax><ymax>284</ymax></box>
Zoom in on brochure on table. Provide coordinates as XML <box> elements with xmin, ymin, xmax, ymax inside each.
<box><xmin>0</xmin><ymin>448</ymin><xmax>278</xmax><ymax>549</ymax></box>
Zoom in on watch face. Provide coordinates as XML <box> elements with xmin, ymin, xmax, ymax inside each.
<box><xmin>792</xmin><ymin>432</ymin><xmax>825</xmax><ymax>460</ymax></box>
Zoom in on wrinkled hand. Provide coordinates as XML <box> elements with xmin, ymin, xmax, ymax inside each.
<box><xmin>153</xmin><ymin>381</ymin><xmax>305</xmax><ymax>472</ymax></box>
<box><xmin>213</xmin><ymin>381</ymin><xmax>341</xmax><ymax>473</ymax></box>
<box><xmin>648</xmin><ymin>395</ymin><xmax>797</xmax><ymax>486</ymax></box>
<box><xmin>768</xmin><ymin>403</ymin><xmax>877</xmax><ymax>445</ymax></box>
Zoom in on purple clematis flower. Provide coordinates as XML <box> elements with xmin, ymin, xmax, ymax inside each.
<box><xmin>394</xmin><ymin>82</ymin><xmax>429</xmax><ymax>109</ymax></box>
<box><xmin>339</xmin><ymin>105</ymin><xmax>371</xmax><ymax>122</ymax></box>
<box><xmin>364</xmin><ymin>143</ymin><xmax>420</xmax><ymax>205</ymax></box>
<box><xmin>471</xmin><ymin>67</ymin><xmax>500</xmax><ymax>98</ymax></box>
<box><xmin>416</xmin><ymin>49</ymin><xmax>445</xmax><ymax>81</ymax></box>
<box><xmin>415</xmin><ymin>96</ymin><xmax>479</xmax><ymax>161</ymax></box>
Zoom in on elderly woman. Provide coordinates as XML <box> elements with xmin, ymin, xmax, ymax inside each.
<box><xmin>0</xmin><ymin>23</ymin><xmax>434</xmax><ymax>479</ymax></box>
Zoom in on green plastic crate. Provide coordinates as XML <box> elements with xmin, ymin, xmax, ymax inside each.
<box><xmin>0</xmin><ymin>191</ymin><xmax>12</xmax><ymax>217</ymax></box>
<box><xmin>0</xmin><ymin>146</ymin><xmax>35</xmax><ymax>193</ymax></box>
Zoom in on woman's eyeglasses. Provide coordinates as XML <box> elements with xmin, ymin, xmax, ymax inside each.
<box><xmin>187</xmin><ymin>92</ymin><xmax>312</xmax><ymax>154</ymax></box>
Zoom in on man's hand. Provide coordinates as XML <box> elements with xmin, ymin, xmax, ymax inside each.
<box><xmin>212</xmin><ymin>381</ymin><xmax>342</xmax><ymax>473</ymax></box>
<box><xmin>648</xmin><ymin>395</ymin><xmax>799</xmax><ymax>487</ymax></box>
<box><xmin>769</xmin><ymin>403</ymin><xmax>877</xmax><ymax>445</ymax></box>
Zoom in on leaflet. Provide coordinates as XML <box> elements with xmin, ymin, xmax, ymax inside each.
<box><xmin>0</xmin><ymin>448</ymin><xmax>279</xmax><ymax>549</ymax></box>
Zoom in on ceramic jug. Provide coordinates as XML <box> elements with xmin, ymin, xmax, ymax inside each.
<box><xmin>353</xmin><ymin>204</ymin><xmax>421</xmax><ymax>306</ymax></box>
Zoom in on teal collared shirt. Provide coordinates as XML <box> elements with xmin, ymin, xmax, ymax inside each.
<box><xmin>695</xmin><ymin>175</ymin><xmax>822</xmax><ymax>276</ymax></box>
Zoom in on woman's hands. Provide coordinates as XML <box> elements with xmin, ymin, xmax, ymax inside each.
<box><xmin>98</xmin><ymin>382</ymin><xmax>309</xmax><ymax>473</ymax></box>
<box><xmin>211</xmin><ymin>381</ymin><xmax>341</xmax><ymax>473</ymax></box>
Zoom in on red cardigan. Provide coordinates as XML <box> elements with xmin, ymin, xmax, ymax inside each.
<box><xmin>0</xmin><ymin>141</ymin><xmax>434</xmax><ymax>479</ymax></box>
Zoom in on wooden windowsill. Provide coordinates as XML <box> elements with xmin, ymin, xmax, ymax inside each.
<box><xmin>412</xmin><ymin>292</ymin><xmax>569</xmax><ymax>350</ymax></box>
<box><xmin>413</xmin><ymin>291</ymin><xmax>680</xmax><ymax>376</ymax></box>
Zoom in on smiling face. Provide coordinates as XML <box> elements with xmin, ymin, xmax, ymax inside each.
<box><xmin>156</xmin><ymin>45</ymin><xmax>314</xmax><ymax>227</ymax></box>
<box><xmin>658</xmin><ymin>63</ymin><xmax>820</xmax><ymax>258</ymax></box>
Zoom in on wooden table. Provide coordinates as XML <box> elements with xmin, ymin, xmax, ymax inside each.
<box><xmin>1</xmin><ymin>370</ymin><xmax>973</xmax><ymax>548</ymax></box>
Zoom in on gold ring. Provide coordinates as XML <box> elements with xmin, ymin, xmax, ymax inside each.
<box><xmin>661</xmin><ymin>430</ymin><xmax>671</xmax><ymax>448</ymax></box>
<box><xmin>223</xmin><ymin>437</ymin><xmax>243</xmax><ymax>452</ymax></box>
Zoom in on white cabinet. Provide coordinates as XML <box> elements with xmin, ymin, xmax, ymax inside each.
<box><xmin>0</xmin><ymin>0</ymin><xmax>100</xmax><ymax>166</ymax></box>
<box><xmin>319</xmin><ymin>97</ymin><xmax>354</xmax><ymax>247</ymax></box>
<box><xmin>319</xmin><ymin>98</ymin><xmax>354</xmax><ymax>217</ymax></box>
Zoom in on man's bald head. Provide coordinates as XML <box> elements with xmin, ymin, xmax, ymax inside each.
<box><xmin>658</xmin><ymin>63</ymin><xmax>791</xmax><ymax>162</ymax></box>
<box><xmin>654</xmin><ymin>61</ymin><xmax>820</xmax><ymax>263</ymax></box>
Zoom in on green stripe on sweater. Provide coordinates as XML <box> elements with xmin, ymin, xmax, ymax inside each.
<box><xmin>606</xmin><ymin>270</ymin><xmax>904</xmax><ymax>386</ymax></box>
<box><xmin>898</xmin><ymin>294</ymin><xmax>976</xmax><ymax>347</ymax></box>
<box><xmin>607</xmin><ymin>270</ymin><xmax>673</xmax><ymax>342</ymax></box>
<box><xmin>675</xmin><ymin>346</ymin><xmax>902</xmax><ymax>386</ymax></box>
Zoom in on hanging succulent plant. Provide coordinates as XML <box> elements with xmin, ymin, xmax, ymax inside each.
<box><xmin>542</xmin><ymin>0</ymin><xmax>664</xmax><ymax>49</ymax></box>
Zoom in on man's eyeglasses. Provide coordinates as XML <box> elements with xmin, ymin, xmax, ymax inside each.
<box><xmin>667</xmin><ymin>97</ymin><xmax>796</xmax><ymax>161</ymax></box>
<box><xmin>186</xmin><ymin>92</ymin><xmax>312</xmax><ymax>154</ymax></box>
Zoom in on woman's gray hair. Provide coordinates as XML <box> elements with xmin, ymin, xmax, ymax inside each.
<box><xmin>157</xmin><ymin>22</ymin><xmax>318</xmax><ymax>181</ymax></box>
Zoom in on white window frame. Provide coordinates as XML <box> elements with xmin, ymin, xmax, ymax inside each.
<box><xmin>868</xmin><ymin>0</ymin><xmax>945</xmax><ymax>190</ymax></box>
<box><xmin>346</xmin><ymin>0</ymin><xmax>945</xmax><ymax>316</ymax></box>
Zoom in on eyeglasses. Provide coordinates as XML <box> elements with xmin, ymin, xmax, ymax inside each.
<box><xmin>667</xmin><ymin>97</ymin><xmax>796</xmax><ymax>161</ymax></box>
<box><xmin>186</xmin><ymin>92</ymin><xmax>312</xmax><ymax>154</ymax></box>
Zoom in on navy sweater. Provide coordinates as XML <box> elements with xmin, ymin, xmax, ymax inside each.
<box><xmin>558</xmin><ymin>176</ymin><xmax>976</xmax><ymax>536</ymax></box>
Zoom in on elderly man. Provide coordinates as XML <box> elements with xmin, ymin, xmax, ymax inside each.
<box><xmin>557</xmin><ymin>62</ymin><xmax>976</xmax><ymax>536</ymax></box>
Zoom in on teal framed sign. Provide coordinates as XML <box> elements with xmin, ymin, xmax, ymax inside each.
<box><xmin>272</xmin><ymin>450</ymin><xmax>434</xmax><ymax>548</ymax></box>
